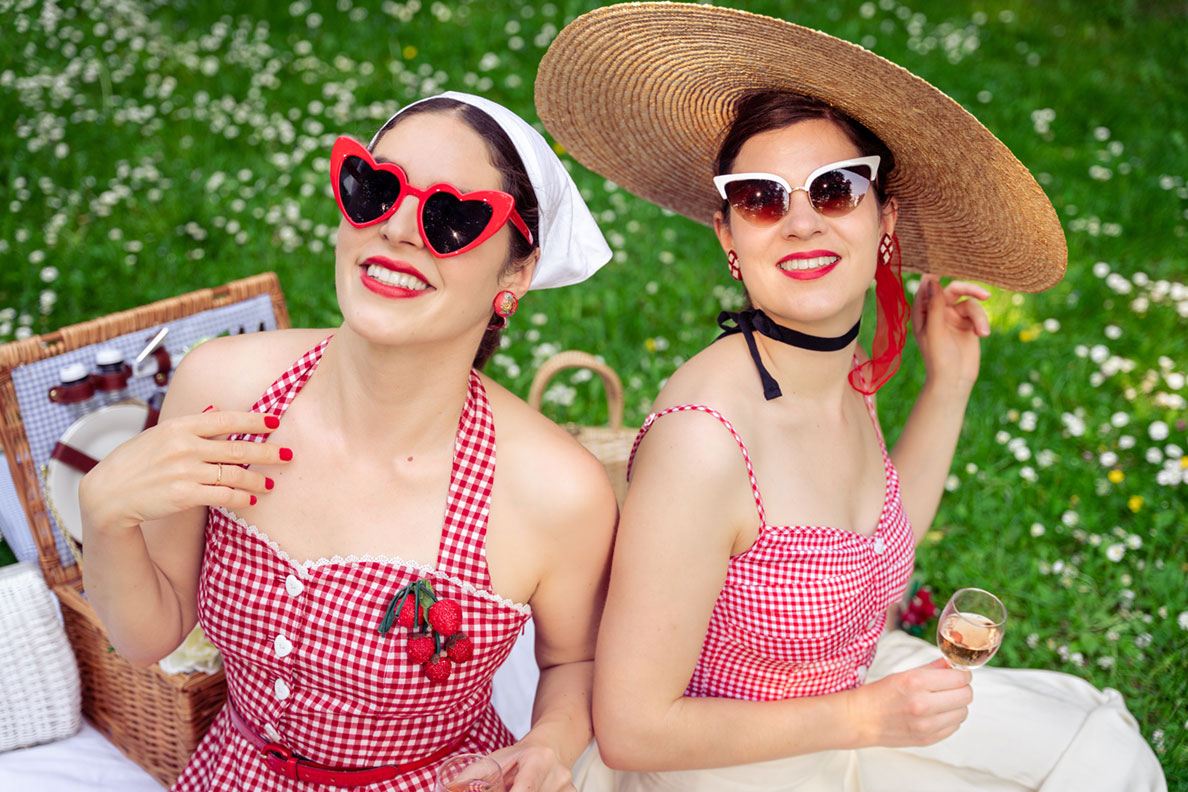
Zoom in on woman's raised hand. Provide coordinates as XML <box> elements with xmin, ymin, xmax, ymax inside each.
<box><xmin>80</xmin><ymin>406</ymin><xmax>292</xmax><ymax>535</ymax></box>
<box><xmin>851</xmin><ymin>657</ymin><xmax>973</xmax><ymax>747</ymax></box>
<box><xmin>911</xmin><ymin>273</ymin><xmax>991</xmax><ymax>389</ymax></box>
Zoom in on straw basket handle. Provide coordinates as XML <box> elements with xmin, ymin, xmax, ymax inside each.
<box><xmin>527</xmin><ymin>350</ymin><xmax>624</xmax><ymax>430</ymax></box>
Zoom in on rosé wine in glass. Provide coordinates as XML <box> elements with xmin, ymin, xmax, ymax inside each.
<box><xmin>936</xmin><ymin>587</ymin><xmax>1006</xmax><ymax>669</ymax></box>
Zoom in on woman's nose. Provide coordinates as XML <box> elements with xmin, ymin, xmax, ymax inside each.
<box><xmin>380</xmin><ymin>196</ymin><xmax>424</xmax><ymax>249</ymax></box>
<box><xmin>778</xmin><ymin>189</ymin><xmax>826</xmax><ymax>239</ymax></box>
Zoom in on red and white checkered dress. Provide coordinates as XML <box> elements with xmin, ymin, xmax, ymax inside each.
<box><xmin>173</xmin><ymin>337</ymin><xmax>531</xmax><ymax>792</ymax></box>
<box><xmin>628</xmin><ymin>392</ymin><xmax>914</xmax><ymax>701</ymax></box>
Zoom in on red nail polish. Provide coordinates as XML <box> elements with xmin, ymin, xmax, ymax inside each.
<box><xmin>279</xmin><ymin>448</ymin><xmax>293</xmax><ymax>461</ymax></box>
<box><xmin>202</xmin><ymin>405</ymin><xmax>215</xmax><ymax>413</ymax></box>
<box><xmin>265</xmin><ymin>415</ymin><xmax>280</xmax><ymax>429</ymax></box>
<box><xmin>265</xmin><ymin>477</ymin><xmax>274</xmax><ymax>490</ymax></box>
<box><xmin>250</xmin><ymin>495</ymin><xmax>258</xmax><ymax>506</ymax></box>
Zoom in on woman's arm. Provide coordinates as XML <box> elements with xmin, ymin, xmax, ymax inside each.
<box><xmin>487</xmin><ymin>423</ymin><xmax>618</xmax><ymax>791</ymax></box>
<box><xmin>593</xmin><ymin>409</ymin><xmax>972</xmax><ymax>771</ymax></box>
<box><xmin>80</xmin><ymin>337</ymin><xmax>290</xmax><ymax>665</ymax></box>
<box><xmin>891</xmin><ymin>274</ymin><xmax>991</xmax><ymax>542</ymax></box>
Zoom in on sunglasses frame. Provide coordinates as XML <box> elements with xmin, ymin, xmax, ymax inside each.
<box><xmin>330</xmin><ymin>136</ymin><xmax>533</xmax><ymax>258</ymax></box>
<box><xmin>713</xmin><ymin>155</ymin><xmax>882</xmax><ymax>222</ymax></box>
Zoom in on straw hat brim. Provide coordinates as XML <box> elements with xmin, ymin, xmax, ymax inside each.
<box><xmin>535</xmin><ymin>2</ymin><xmax>1066</xmax><ymax>292</ymax></box>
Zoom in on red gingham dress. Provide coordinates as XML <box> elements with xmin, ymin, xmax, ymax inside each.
<box><xmin>577</xmin><ymin>400</ymin><xmax>1166</xmax><ymax>791</ymax></box>
<box><xmin>628</xmin><ymin>393</ymin><xmax>914</xmax><ymax>701</ymax></box>
<box><xmin>172</xmin><ymin>337</ymin><xmax>531</xmax><ymax>792</ymax></box>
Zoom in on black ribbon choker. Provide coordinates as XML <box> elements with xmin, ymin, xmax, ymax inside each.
<box><xmin>716</xmin><ymin>309</ymin><xmax>861</xmax><ymax>401</ymax></box>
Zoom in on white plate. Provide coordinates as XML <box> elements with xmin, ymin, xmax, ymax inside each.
<box><xmin>45</xmin><ymin>401</ymin><xmax>149</xmax><ymax>543</ymax></box>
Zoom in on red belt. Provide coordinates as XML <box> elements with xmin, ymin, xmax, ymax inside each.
<box><xmin>227</xmin><ymin>698</ymin><xmax>466</xmax><ymax>787</ymax></box>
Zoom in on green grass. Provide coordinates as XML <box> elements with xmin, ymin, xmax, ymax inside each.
<box><xmin>2</xmin><ymin>0</ymin><xmax>1186</xmax><ymax>783</ymax></box>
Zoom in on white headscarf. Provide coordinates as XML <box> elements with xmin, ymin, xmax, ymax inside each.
<box><xmin>369</xmin><ymin>91</ymin><xmax>611</xmax><ymax>290</ymax></box>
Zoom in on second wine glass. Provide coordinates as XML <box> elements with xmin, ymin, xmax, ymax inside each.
<box><xmin>434</xmin><ymin>753</ymin><xmax>505</xmax><ymax>792</ymax></box>
<box><xmin>935</xmin><ymin>587</ymin><xmax>1006</xmax><ymax>669</ymax></box>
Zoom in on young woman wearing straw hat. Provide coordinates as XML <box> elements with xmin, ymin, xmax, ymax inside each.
<box><xmin>80</xmin><ymin>92</ymin><xmax>615</xmax><ymax>792</ymax></box>
<box><xmin>536</xmin><ymin>5</ymin><xmax>1166</xmax><ymax>790</ymax></box>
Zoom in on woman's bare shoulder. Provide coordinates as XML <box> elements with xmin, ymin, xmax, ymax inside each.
<box><xmin>650</xmin><ymin>336</ymin><xmax>752</xmax><ymax>415</ymax></box>
<box><xmin>630</xmin><ymin>339</ymin><xmax>763</xmax><ymax>500</ymax></box>
<box><xmin>164</xmin><ymin>328</ymin><xmax>333</xmax><ymax>414</ymax></box>
<box><xmin>479</xmin><ymin>373</ymin><xmax>617</xmax><ymax>529</ymax></box>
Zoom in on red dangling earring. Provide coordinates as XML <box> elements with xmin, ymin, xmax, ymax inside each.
<box><xmin>848</xmin><ymin>233</ymin><xmax>909</xmax><ymax>395</ymax></box>
<box><xmin>727</xmin><ymin>250</ymin><xmax>742</xmax><ymax>281</ymax></box>
<box><xmin>489</xmin><ymin>289</ymin><xmax>518</xmax><ymax>330</ymax></box>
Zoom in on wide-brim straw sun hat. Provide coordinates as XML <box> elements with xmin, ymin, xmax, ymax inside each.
<box><xmin>535</xmin><ymin>2</ymin><xmax>1066</xmax><ymax>292</ymax></box>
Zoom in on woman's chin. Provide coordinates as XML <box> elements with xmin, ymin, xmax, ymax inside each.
<box><xmin>338</xmin><ymin>307</ymin><xmax>419</xmax><ymax>347</ymax></box>
<box><xmin>759</xmin><ymin>300</ymin><xmax>861</xmax><ymax>332</ymax></box>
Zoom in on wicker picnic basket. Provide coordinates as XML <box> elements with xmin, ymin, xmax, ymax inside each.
<box><xmin>527</xmin><ymin>350</ymin><xmax>637</xmax><ymax>506</ymax></box>
<box><xmin>0</xmin><ymin>273</ymin><xmax>290</xmax><ymax>787</ymax></box>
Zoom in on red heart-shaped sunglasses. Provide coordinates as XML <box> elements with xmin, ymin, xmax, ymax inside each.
<box><xmin>330</xmin><ymin>136</ymin><xmax>533</xmax><ymax>258</ymax></box>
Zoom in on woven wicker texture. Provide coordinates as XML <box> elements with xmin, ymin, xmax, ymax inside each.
<box><xmin>535</xmin><ymin>2</ymin><xmax>1066</xmax><ymax>293</ymax></box>
<box><xmin>528</xmin><ymin>351</ymin><xmax>635</xmax><ymax>505</ymax></box>
<box><xmin>0</xmin><ymin>273</ymin><xmax>289</xmax><ymax>787</ymax></box>
<box><xmin>0</xmin><ymin>273</ymin><xmax>289</xmax><ymax>590</ymax></box>
<box><xmin>55</xmin><ymin>583</ymin><xmax>227</xmax><ymax>787</ymax></box>
<box><xmin>0</xmin><ymin>562</ymin><xmax>81</xmax><ymax>752</ymax></box>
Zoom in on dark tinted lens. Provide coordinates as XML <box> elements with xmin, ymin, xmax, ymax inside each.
<box><xmin>339</xmin><ymin>156</ymin><xmax>402</xmax><ymax>224</ymax></box>
<box><xmin>809</xmin><ymin>165</ymin><xmax>872</xmax><ymax>217</ymax></box>
<box><xmin>422</xmin><ymin>192</ymin><xmax>495</xmax><ymax>254</ymax></box>
<box><xmin>724</xmin><ymin>179</ymin><xmax>789</xmax><ymax>225</ymax></box>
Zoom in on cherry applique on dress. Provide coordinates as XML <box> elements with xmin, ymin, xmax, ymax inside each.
<box><xmin>378</xmin><ymin>579</ymin><xmax>471</xmax><ymax>682</ymax></box>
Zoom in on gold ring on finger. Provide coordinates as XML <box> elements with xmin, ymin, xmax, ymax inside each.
<box><xmin>215</xmin><ymin>463</ymin><xmax>223</xmax><ymax>486</ymax></box>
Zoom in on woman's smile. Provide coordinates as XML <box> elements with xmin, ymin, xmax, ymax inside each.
<box><xmin>359</xmin><ymin>256</ymin><xmax>433</xmax><ymax>299</ymax></box>
<box><xmin>778</xmin><ymin>250</ymin><xmax>840</xmax><ymax>280</ymax></box>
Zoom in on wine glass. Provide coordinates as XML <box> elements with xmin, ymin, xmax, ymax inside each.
<box><xmin>935</xmin><ymin>587</ymin><xmax>1006</xmax><ymax>669</ymax></box>
<box><xmin>434</xmin><ymin>753</ymin><xmax>505</xmax><ymax>792</ymax></box>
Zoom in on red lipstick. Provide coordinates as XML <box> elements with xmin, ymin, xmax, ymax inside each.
<box><xmin>777</xmin><ymin>250</ymin><xmax>839</xmax><ymax>281</ymax></box>
<box><xmin>359</xmin><ymin>257</ymin><xmax>432</xmax><ymax>299</ymax></box>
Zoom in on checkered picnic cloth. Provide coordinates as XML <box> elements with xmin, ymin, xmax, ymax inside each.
<box><xmin>627</xmin><ymin>391</ymin><xmax>915</xmax><ymax>702</ymax></box>
<box><xmin>173</xmin><ymin>337</ymin><xmax>531</xmax><ymax>792</ymax></box>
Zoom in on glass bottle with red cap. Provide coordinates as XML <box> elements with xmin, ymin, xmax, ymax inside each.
<box><xmin>92</xmin><ymin>347</ymin><xmax>132</xmax><ymax>406</ymax></box>
<box><xmin>51</xmin><ymin>362</ymin><xmax>98</xmax><ymax>420</ymax></box>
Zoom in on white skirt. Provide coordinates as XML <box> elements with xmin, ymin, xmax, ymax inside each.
<box><xmin>573</xmin><ymin>631</ymin><xmax>1166</xmax><ymax>792</ymax></box>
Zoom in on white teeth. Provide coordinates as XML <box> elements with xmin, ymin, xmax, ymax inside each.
<box><xmin>778</xmin><ymin>255</ymin><xmax>838</xmax><ymax>272</ymax></box>
<box><xmin>366</xmin><ymin>264</ymin><xmax>428</xmax><ymax>290</ymax></box>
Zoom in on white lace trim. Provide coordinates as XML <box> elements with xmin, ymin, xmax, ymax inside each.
<box><xmin>214</xmin><ymin>507</ymin><xmax>531</xmax><ymax>615</ymax></box>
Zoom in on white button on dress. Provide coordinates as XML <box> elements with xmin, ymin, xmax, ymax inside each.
<box><xmin>274</xmin><ymin>678</ymin><xmax>291</xmax><ymax>700</ymax></box>
<box><xmin>285</xmin><ymin>574</ymin><xmax>304</xmax><ymax>597</ymax></box>
<box><xmin>873</xmin><ymin>537</ymin><xmax>886</xmax><ymax>554</ymax></box>
<box><xmin>274</xmin><ymin>634</ymin><xmax>293</xmax><ymax>658</ymax></box>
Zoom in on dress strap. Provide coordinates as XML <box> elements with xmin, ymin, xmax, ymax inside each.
<box><xmin>861</xmin><ymin>391</ymin><xmax>889</xmax><ymax>452</ymax></box>
<box><xmin>231</xmin><ymin>335</ymin><xmax>333</xmax><ymax>445</ymax></box>
<box><xmin>435</xmin><ymin>370</ymin><xmax>497</xmax><ymax>590</ymax></box>
<box><xmin>628</xmin><ymin>405</ymin><xmax>767</xmax><ymax>527</ymax></box>
<box><xmin>852</xmin><ymin>352</ymin><xmax>891</xmax><ymax>465</ymax></box>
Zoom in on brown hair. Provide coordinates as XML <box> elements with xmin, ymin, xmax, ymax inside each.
<box><xmin>373</xmin><ymin>98</ymin><xmax>540</xmax><ymax>368</ymax></box>
<box><xmin>714</xmin><ymin>90</ymin><xmax>895</xmax><ymax>216</ymax></box>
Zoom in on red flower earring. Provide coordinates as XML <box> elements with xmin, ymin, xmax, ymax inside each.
<box><xmin>493</xmin><ymin>290</ymin><xmax>518</xmax><ymax>318</ymax></box>
<box><xmin>489</xmin><ymin>290</ymin><xmax>519</xmax><ymax>330</ymax></box>
<box><xmin>727</xmin><ymin>250</ymin><xmax>742</xmax><ymax>281</ymax></box>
